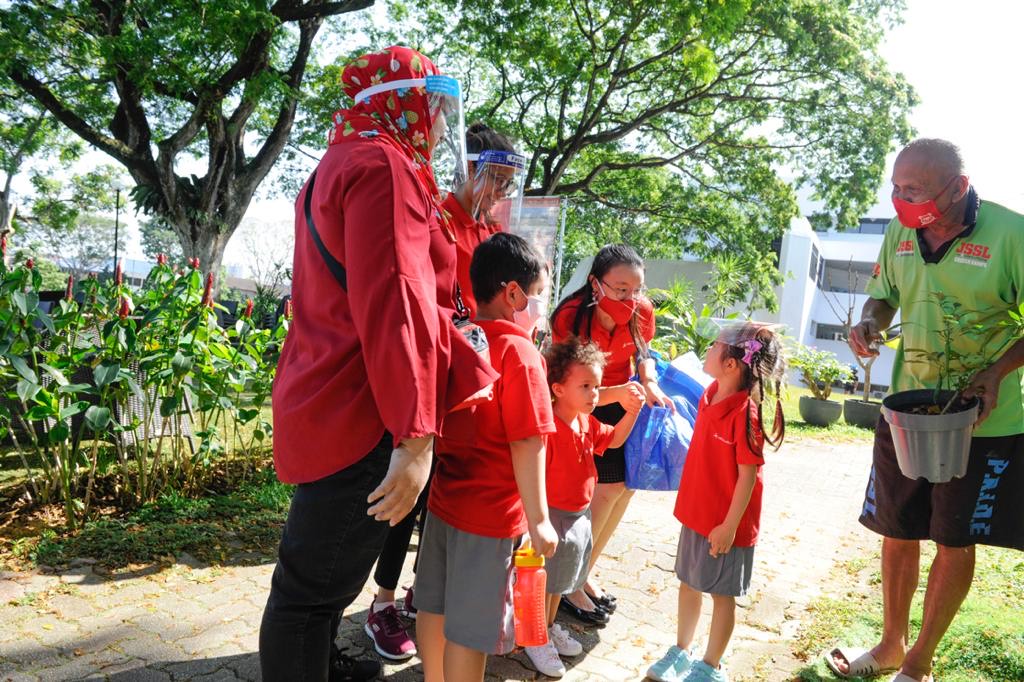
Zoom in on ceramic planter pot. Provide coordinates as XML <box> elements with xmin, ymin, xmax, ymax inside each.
<box><xmin>843</xmin><ymin>399</ymin><xmax>882</xmax><ymax>429</ymax></box>
<box><xmin>881</xmin><ymin>389</ymin><xmax>979</xmax><ymax>483</ymax></box>
<box><xmin>798</xmin><ymin>395</ymin><xmax>843</xmax><ymax>426</ymax></box>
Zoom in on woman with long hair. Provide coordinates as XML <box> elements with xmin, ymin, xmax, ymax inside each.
<box><xmin>550</xmin><ymin>244</ymin><xmax>676</xmax><ymax>624</ymax></box>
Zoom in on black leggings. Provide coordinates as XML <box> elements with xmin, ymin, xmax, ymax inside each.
<box><xmin>372</xmin><ymin>471</ymin><xmax>431</xmax><ymax>591</ymax></box>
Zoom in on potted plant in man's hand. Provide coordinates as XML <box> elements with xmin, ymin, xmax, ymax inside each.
<box><xmin>790</xmin><ymin>344</ymin><xmax>854</xmax><ymax>426</ymax></box>
<box><xmin>882</xmin><ymin>294</ymin><xmax>1024</xmax><ymax>483</ymax></box>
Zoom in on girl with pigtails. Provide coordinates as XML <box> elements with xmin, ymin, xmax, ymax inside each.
<box><xmin>647</xmin><ymin>322</ymin><xmax>786</xmax><ymax>682</ymax></box>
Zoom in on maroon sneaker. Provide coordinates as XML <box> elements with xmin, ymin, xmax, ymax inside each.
<box><xmin>364</xmin><ymin>603</ymin><xmax>416</xmax><ymax>661</ymax></box>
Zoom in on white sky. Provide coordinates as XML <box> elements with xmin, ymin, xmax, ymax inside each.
<box><xmin>13</xmin><ymin>0</ymin><xmax>1024</xmax><ymax>270</ymax></box>
<box><xmin>865</xmin><ymin>0</ymin><xmax>1024</xmax><ymax>216</ymax></box>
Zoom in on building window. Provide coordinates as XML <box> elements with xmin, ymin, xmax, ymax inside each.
<box><xmin>814</xmin><ymin>323</ymin><xmax>847</xmax><ymax>341</ymax></box>
<box><xmin>821</xmin><ymin>260</ymin><xmax>876</xmax><ymax>293</ymax></box>
<box><xmin>809</xmin><ymin>245</ymin><xmax>819</xmax><ymax>282</ymax></box>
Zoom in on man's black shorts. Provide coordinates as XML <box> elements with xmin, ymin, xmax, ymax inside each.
<box><xmin>859</xmin><ymin>418</ymin><xmax>1024</xmax><ymax>550</ymax></box>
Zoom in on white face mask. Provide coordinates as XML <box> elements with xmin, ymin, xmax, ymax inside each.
<box><xmin>513</xmin><ymin>294</ymin><xmax>548</xmax><ymax>334</ymax></box>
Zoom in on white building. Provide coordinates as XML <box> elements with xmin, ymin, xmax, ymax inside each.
<box><xmin>769</xmin><ymin>216</ymin><xmax>898</xmax><ymax>393</ymax></box>
<box><xmin>560</xmin><ymin>215</ymin><xmax>898</xmax><ymax>393</ymax></box>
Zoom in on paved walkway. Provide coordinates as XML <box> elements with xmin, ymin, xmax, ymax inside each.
<box><xmin>0</xmin><ymin>438</ymin><xmax>878</xmax><ymax>681</ymax></box>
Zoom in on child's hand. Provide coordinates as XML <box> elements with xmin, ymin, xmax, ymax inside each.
<box><xmin>618</xmin><ymin>381</ymin><xmax>646</xmax><ymax>414</ymax></box>
<box><xmin>529</xmin><ymin>519</ymin><xmax>559</xmax><ymax>558</ymax></box>
<box><xmin>708</xmin><ymin>523</ymin><xmax>737</xmax><ymax>558</ymax></box>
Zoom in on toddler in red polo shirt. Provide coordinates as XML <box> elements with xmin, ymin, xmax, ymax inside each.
<box><xmin>522</xmin><ymin>338</ymin><xmax>644</xmax><ymax>677</ymax></box>
<box><xmin>647</xmin><ymin>322</ymin><xmax>786</xmax><ymax>682</ymax></box>
<box><xmin>416</xmin><ymin>232</ymin><xmax>559</xmax><ymax>681</ymax></box>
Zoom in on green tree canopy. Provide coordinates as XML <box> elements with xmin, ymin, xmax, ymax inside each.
<box><xmin>0</xmin><ymin>0</ymin><xmax>374</xmax><ymax>277</ymax></box>
<box><xmin>314</xmin><ymin>0</ymin><xmax>914</xmax><ymax>307</ymax></box>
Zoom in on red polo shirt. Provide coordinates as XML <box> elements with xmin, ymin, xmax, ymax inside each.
<box><xmin>443</xmin><ymin>192</ymin><xmax>503</xmax><ymax>319</ymax></box>
<box><xmin>272</xmin><ymin>138</ymin><xmax>497</xmax><ymax>484</ymax></box>
<box><xmin>429</xmin><ymin>319</ymin><xmax>556</xmax><ymax>538</ymax></box>
<box><xmin>551</xmin><ymin>296</ymin><xmax>656</xmax><ymax>385</ymax></box>
<box><xmin>546</xmin><ymin>413</ymin><xmax>616</xmax><ymax>512</ymax></box>
<box><xmin>674</xmin><ymin>382</ymin><xmax>765</xmax><ymax>547</ymax></box>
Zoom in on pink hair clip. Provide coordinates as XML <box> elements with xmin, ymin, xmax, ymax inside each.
<box><xmin>742</xmin><ymin>339</ymin><xmax>763</xmax><ymax>366</ymax></box>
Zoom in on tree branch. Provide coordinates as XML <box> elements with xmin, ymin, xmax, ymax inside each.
<box><xmin>7</xmin><ymin>66</ymin><xmax>135</xmax><ymax>163</ymax></box>
<box><xmin>270</xmin><ymin>0</ymin><xmax>374</xmax><ymax>22</ymax></box>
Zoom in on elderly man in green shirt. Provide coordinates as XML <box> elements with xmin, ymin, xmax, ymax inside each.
<box><xmin>826</xmin><ymin>139</ymin><xmax>1024</xmax><ymax>682</ymax></box>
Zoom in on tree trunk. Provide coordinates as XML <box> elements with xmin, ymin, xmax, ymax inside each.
<box><xmin>862</xmin><ymin>357</ymin><xmax>875</xmax><ymax>402</ymax></box>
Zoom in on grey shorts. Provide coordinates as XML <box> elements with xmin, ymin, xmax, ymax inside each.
<box><xmin>674</xmin><ymin>524</ymin><xmax>755</xmax><ymax>597</ymax></box>
<box><xmin>546</xmin><ymin>507</ymin><xmax>593</xmax><ymax>595</ymax></box>
<box><xmin>413</xmin><ymin>511</ymin><xmax>521</xmax><ymax>655</ymax></box>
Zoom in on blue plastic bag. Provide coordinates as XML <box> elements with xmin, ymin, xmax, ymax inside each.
<box><xmin>624</xmin><ymin>353</ymin><xmax>705</xmax><ymax>491</ymax></box>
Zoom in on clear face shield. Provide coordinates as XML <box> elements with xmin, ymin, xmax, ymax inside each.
<box><xmin>352</xmin><ymin>74</ymin><xmax>467</xmax><ymax>191</ymax></box>
<box><xmin>467</xmin><ymin>150</ymin><xmax>527</xmax><ymax>229</ymax></box>
<box><xmin>424</xmin><ymin>75</ymin><xmax>468</xmax><ymax>193</ymax></box>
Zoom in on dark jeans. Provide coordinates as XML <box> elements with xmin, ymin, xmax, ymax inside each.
<box><xmin>372</xmin><ymin>467</ymin><xmax>432</xmax><ymax>592</ymax></box>
<box><xmin>259</xmin><ymin>434</ymin><xmax>391</xmax><ymax>681</ymax></box>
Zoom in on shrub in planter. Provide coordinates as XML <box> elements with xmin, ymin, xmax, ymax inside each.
<box><xmin>790</xmin><ymin>345</ymin><xmax>854</xmax><ymax>426</ymax></box>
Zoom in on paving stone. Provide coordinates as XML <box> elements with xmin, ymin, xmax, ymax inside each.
<box><xmin>0</xmin><ymin>671</ymin><xmax>41</xmax><ymax>682</ymax></box>
<box><xmin>161</xmin><ymin>657</ymin><xmax>230</xmax><ymax>680</ymax></box>
<box><xmin>224</xmin><ymin>653</ymin><xmax>260</xmax><ymax>682</ymax></box>
<box><xmin>0</xmin><ymin>440</ymin><xmax>880</xmax><ymax>681</ymax></box>
<box><xmin>58</xmin><ymin>566</ymin><xmax>94</xmax><ymax>585</ymax></box>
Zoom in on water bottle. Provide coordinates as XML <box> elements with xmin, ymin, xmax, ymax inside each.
<box><xmin>513</xmin><ymin>547</ymin><xmax>548</xmax><ymax>647</ymax></box>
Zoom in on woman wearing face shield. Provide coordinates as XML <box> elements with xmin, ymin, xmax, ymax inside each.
<box><xmin>260</xmin><ymin>47</ymin><xmax>496</xmax><ymax>682</ymax></box>
<box><xmin>443</xmin><ymin>123</ymin><xmax>523</xmax><ymax>318</ymax></box>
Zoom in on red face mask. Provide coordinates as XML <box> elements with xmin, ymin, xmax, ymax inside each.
<box><xmin>594</xmin><ymin>281</ymin><xmax>638</xmax><ymax>326</ymax></box>
<box><xmin>892</xmin><ymin>176</ymin><xmax>962</xmax><ymax>229</ymax></box>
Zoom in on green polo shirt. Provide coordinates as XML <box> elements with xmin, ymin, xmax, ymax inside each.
<box><xmin>866</xmin><ymin>192</ymin><xmax>1024</xmax><ymax>437</ymax></box>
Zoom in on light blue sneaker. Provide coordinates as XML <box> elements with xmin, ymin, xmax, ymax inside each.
<box><xmin>682</xmin><ymin>660</ymin><xmax>729</xmax><ymax>682</ymax></box>
<box><xmin>646</xmin><ymin>645</ymin><xmax>694</xmax><ymax>682</ymax></box>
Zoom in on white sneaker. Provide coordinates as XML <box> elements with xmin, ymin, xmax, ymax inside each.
<box><xmin>525</xmin><ymin>640</ymin><xmax>566</xmax><ymax>677</ymax></box>
<box><xmin>549</xmin><ymin>623</ymin><xmax>583</xmax><ymax>657</ymax></box>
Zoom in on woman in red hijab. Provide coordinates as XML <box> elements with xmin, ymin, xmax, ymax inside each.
<box><xmin>259</xmin><ymin>46</ymin><xmax>495</xmax><ymax>682</ymax></box>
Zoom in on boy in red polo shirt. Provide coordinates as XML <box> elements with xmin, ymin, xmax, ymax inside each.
<box><xmin>416</xmin><ymin>232</ymin><xmax>558</xmax><ymax>681</ymax></box>
<box><xmin>647</xmin><ymin>323</ymin><xmax>786</xmax><ymax>682</ymax></box>
<box><xmin>523</xmin><ymin>338</ymin><xmax>644</xmax><ymax>678</ymax></box>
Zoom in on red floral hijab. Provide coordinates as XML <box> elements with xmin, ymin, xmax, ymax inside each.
<box><xmin>329</xmin><ymin>46</ymin><xmax>455</xmax><ymax>239</ymax></box>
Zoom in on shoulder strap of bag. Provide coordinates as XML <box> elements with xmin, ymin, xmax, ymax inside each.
<box><xmin>304</xmin><ymin>167</ymin><xmax>473</xmax><ymax>325</ymax></box>
<box><xmin>303</xmin><ymin>170</ymin><xmax>348</xmax><ymax>292</ymax></box>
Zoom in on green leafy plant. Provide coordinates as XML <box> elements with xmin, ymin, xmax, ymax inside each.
<box><xmin>789</xmin><ymin>344</ymin><xmax>854</xmax><ymax>401</ymax></box>
<box><xmin>903</xmin><ymin>293</ymin><xmax>1024</xmax><ymax>412</ymax></box>
<box><xmin>0</xmin><ymin>253</ymin><xmax>289</xmax><ymax>528</ymax></box>
<box><xmin>650</xmin><ymin>278</ymin><xmax>734</xmax><ymax>360</ymax></box>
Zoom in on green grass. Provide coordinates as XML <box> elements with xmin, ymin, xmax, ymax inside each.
<box><xmin>781</xmin><ymin>386</ymin><xmax>877</xmax><ymax>444</ymax></box>
<box><xmin>3</xmin><ymin>467</ymin><xmax>293</xmax><ymax>569</ymax></box>
<box><xmin>794</xmin><ymin>544</ymin><xmax>1024</xmax><ymax>681</ymax></box>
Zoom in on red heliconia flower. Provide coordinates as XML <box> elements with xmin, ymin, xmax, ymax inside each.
<box><xmin>156</xmin><ymin>253</ymin><xmax>167</xmax><ymax>266</ymax></box>
<box><xmin>189</xmin><ymin>257</ymin><xmax>200</xmax><ymax>269</ymax></box>
<box><xmin>25</xmin><ymin>257</ymin><xmax>34</xmax><ymax>269</ymax></box>
<box><xmin>114</xmin><ymin>261</ymin><xmax>123</xmax><ymax>285</ymax></box>
<box><xmin>1</xmin><ymin>233</ymin><xmax>7</xmax><ymax>259</ymax></box>
<box><xmin>243</xmin><ymin>298</ymin><xmax>254</xmax><ymax>318</ymax></box>
<box><xmin>284</xmin><ymin>299</ymin><xmax>293</xmax><ymax>319</ymax></box>
<box><xmin>201</xmin><ymin>272</ymin><xmax>214</xmax><ymax>307</ymax></box>
<box><xmin>64</xmin><ymin>274</ymin><xmax>74</xmax><ymax>301</ymax></box>
<box><xmin>118</xmin><ymin>296</ymin><xmax>130</xmax><ymax>319</ymax></box>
